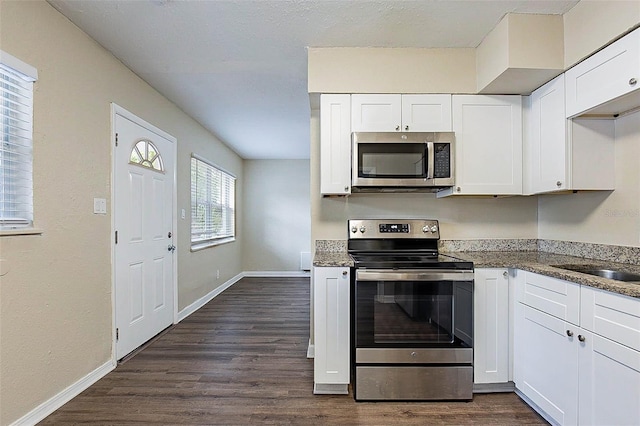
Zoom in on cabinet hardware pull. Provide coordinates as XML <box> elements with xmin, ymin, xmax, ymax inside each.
<box><xmin>405</xmin><ymin>125</ymin><xmax>409</xmax><ymax>131</ymax></box>
<box><xmin>566</xmin><ymin>330</ymin><xmax>574</xmax><ymax>337</ymax></box>
<box><xmin>556</xmin><ymin>181</ymin><xmax>562</xmax><ymax>187</ymax></box>
<box><xmin>395</xmin><ymin>125</ymin><xmax>400</xmax><ymax>131</ymax></box>
<box><xmin>503</xmin><ymin>271</ymin><xmax>508</xmax><ymax>278</ymax></box>
<box><xmin>342</xmin><ymin>270</ymin><xmax>348</xmax><ymax>276</ymax></box>
<box><xmin>344</xmin><ymin>186</ymin><xmax>349</xmax><ymax>192</ymax></box>
<box><xmin>578</xmin><ymin>335</ymin><xmax>586</xmax><ymax>342</ymax></box>
<box><xmin>630</xmin><ymin>78</ymin><xmax>637</xmax><ymax>86</ymax></box>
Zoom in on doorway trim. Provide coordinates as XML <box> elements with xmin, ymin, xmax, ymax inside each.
<box><xmin>110</xmin><ymin>103</ymin><xmax>178</xmax><ymax>363</ymax></box>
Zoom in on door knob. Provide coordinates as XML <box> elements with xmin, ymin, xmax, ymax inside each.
<box><xmin>566</xmin><ymin>330</ymin><xmax>574</xmax><ymax>337</ymax></box>
<box><xmin>578</xmin><ymin>335</ymin><xmax>586</xmax><ymax>342</ymax></box>
<box><xmin>168</xmin><ymin>244</ymin><xmax>176</xmax><ymax>252</ymax></box>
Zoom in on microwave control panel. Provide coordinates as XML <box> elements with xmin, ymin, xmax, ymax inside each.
<box><xmin>433</xmin><ymin>143</ymin><xmax>451</xmax><ymax>178</ymax></box>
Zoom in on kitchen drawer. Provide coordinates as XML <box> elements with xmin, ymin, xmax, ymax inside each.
<box><xmin>517</xmin><ymin>271</ymin><xmax>580</xmax><ymax>325</ymax></box>
<box><xmin>581</xmin><ymin>286</ymin><xmax>640</xmax><ymax>352</ymax></box>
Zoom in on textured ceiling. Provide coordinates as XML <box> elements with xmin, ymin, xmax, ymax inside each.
<box><xmin>48</xmin><ymin>0</ymin><xmax>579</xmax><ymax>159</ymax></box>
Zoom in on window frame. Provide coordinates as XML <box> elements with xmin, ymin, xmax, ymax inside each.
<box><xmin>190</xmin><ymin>153</ymin><xmax>236</xmax><ymax>251</ymax></box>
<box><xmin>0</xmin><ymin>50</ymin><xmax>38</xmax><ymax>235</ymax></box>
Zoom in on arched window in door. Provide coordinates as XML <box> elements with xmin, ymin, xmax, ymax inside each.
<box><xmin>129</xmin><ymin>139</ymin><xmax>164</xmax><ymax>172</ymax></box>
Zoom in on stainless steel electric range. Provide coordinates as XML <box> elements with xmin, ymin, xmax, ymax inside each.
<box><xmin>348</xmin><ymin>219</ymin><xmax>474</xmax><ymax>401</ymax></box>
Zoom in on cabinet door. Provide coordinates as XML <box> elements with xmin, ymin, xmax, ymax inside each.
<box><xmin>313</xmin><ymin>267</ymin><xmax>350</xmax><ymax>389</ymax></box>
<box><xmin>320</xmin><ymin>94</ymin><xmax>351</xmax><ymax>195</ymax></box>
<box><xmin>449</xmin><ymin>95</ymin><xmax>523</xmax><ymax>195</ymax></box>
<box><xmin>517</xmin><ymin>271</ymin><xmax>580</xmax><ymax>326</ymax></box>
<box><xmin>351</xmin><ymin>94</ymin><xmax>401</xmax><ymax>132</ymax></box>
<box><xmin>565</xmin><ymin>27</ymin><xmax>640</xmax><ymax>118</ymax></box>
<box><xmin>515</xmin><ymin>304</ymin><xmax>579</xmax><ymax>426</ymax></box>
<box><xmin>529</xmin><ymin>74</ymin><xmax>568</xmax><ymax>193</ymax></box>
<box><xmin>401</xmin><ymin>94</ymin><xmax>452</xmax><ymax>132</ymax></box>
<box><xmin>474</xmin><ymin>268</ymin><xmax>510</xmax><ymax>384</ymax></box>
<box><xmin>578</xmin><ymin>331</ymin><xmax>640</xmax><ymax>426</ymax></box>
<box><xmin>581</xmin><ymin>285</ymin><xmax>640</xmax><ymax>353</ymax></box>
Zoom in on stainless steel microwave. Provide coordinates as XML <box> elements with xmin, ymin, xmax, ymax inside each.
<box><xmin>351</xmin><ymin>132</ymin><xmax>455</xmax><ymax>191</ymax></box>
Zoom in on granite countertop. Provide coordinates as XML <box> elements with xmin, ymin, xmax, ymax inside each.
<box><xmin>313</xmin><ymin>251</ymin><xmax>354</xmax><ymax>267</ymax></box>
<box><xmin>313</xmin><ymin>248</ymin><xmax>640</xmax><ymax>299</ymax></box>
<box><xmin>451</xmin><ymin>251</ymin><xmax>640</xmax><ymax>299</ymax></box>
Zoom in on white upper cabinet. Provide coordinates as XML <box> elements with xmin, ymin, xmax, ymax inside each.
<box><xmin>351</xmin><ymin>94</ymin><xmax>452</xmax><ymax>132</ymax></box>
<box><xmin>400</xmin><ymin>94</ymin><xmax>452</xmax><ymax>132</ymax></box>
<box><xmin>320</xmin><ymin>94</ymin><xmax>351</xmax><ymax>195</ymax></box>
<box><xmin>439</xmin><ymin>95</ymin><xmax>522</xmax><ymax>196</ymax></box>
<box><xmin>526</xmin><ymin>74</ymin><xmax>615</xmax><ymax>195</ymax></box>
<box><xmin>527</xmin><ymin>74</ymin><xmax>568</xmax><ymax>193</ymax></box>
<box><xmin>565</xmin><ymin>27</ymin><xmax>640</xmax><ymax>118</ymax></box>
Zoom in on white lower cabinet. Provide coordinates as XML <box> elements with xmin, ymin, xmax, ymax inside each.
<box><xmin>473</xmin><ymin>268</ymin><xmax>510</xmax><ymax>385</ymax></box>
<box><xmin>579</xmin><ymin>330</ymin><xmax>640</xmax><ymax>426</ymax></box>
<box><xmin>514</xmin><ymin>271</ymin><xmax>640</xmax><ymax>426</ymax></box>
<box><xmin>313</xmin><ymin>266</ymin><xmax>350</xmax><ymax>394</ymax></box>
<box><xmin>515</xmin><ymin>303</ymin><xmax>579</xmax><ymax>425</ymax></box>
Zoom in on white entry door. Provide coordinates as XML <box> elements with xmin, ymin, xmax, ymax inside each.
<box><xmin>113</xmin><ymin>106</ymin><xmax>176</xmax><ymax>360</ymax></box>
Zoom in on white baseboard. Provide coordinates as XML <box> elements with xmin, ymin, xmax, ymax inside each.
<box><xmin>177</xmin><ymin>271</ymin><xmax>309</xmax><ymax>323</ymax></box>
<box><xmin>177</xmin><ymin>272</ymin><xmax>244</xmax><ymax>322</ymax></box>
<box><xmin>13</xmin><ymin>271</ymin><xmax>309</xmax><ymax>425</ymax></box>
<box><xmin>10</xmin><ymin>360</ymin><xmax>114</xmax><ymax>426</ymax></box>
<box><xmin>242</xmin><ymin>270</ymin><xmax>310</xmax><ymax>278</ymax></box>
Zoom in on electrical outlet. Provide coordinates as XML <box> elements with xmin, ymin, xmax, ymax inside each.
<box><xmin>216</xmin><ymin>269</ymin><xmax>220</xmax><ymax>280</ymax></box>
<box><xmin>181</xmin><ymin>208</ymin><xmax>186</xmax><ymax>219</ymax></box>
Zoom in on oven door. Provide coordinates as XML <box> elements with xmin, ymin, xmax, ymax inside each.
<box><xmin>353</xmin><ymin>269</ymin><xmax>474</xmax><ymax>352</ymax></box>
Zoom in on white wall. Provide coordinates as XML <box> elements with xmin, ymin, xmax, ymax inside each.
<box><xmin>242</xmin><ymin>160</ymin><xmax>310</xmax><ymax>271</ymax></box>
<box><xmin>538</xmin><ymin>111</ymin><xmax>640</xmax><ymax>246</ymax></box>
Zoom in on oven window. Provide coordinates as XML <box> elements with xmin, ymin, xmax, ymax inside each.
<box><xmin>355</xmin><ymin>280</ymin><xmax>472</xmax><ymax>347</ymax></box>
<box><xmin>357</xmin><ymin>143</ymin><xmax>426</xmax><ymax>178</ymax></box>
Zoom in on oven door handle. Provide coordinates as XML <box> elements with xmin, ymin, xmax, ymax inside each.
<box><xmin>356</xmin><ymin>269</ymin><xmax>474</xmax><ymax>282</ymax></box>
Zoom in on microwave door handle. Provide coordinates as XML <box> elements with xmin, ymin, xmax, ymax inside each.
<box><xmin>426</xmin><ymin>142</ymin><xmax>434</xmax><ymax>180</ymax></box>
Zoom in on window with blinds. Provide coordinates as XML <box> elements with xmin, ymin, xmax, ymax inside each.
<box><xmin>190</xmin><ymin>155</ymin><xmax>236</xmax><ymax>248</ymax></box>
<box><xmin>1</xmin><ymin>52</ymin><xmax>37</xmax><ymax>230</ymax></box>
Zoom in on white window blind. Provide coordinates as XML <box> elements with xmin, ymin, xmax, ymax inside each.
<box><xmin>191</xmin><ymin>155</ymin><xmax>235</xmax><ymax>247</ymax></box>
<box><xmin>0</xmin><ymin>52</ymin><xmax>37</xmax><ymax>230</ymax></box>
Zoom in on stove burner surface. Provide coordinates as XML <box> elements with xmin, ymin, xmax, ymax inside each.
<box><xmin>350</xmin><ymin>253</ymin><xmax>472</xmax><ymax>270</ymax></box>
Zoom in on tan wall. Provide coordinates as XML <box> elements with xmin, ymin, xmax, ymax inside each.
<box><xmin>0</xmin><ymin>1</ymin><xmax>243</xmax><ymax>424</ymax></box>
<box><xmin>476</xmin><ymin>14</ymin><xmax>564</xmax><ymax>94</ymax></box>
<box><xmin>242</xmin><ymin>160</ymin><xmax>310</xmax><ymax>271</ymax></box>
<box><xmin>564</xmin><ymin>0</ymin><xmax>640</xmax><ymax>68</ymax></box>
<box><xmin>308</xmin><ymin>47</ymin><xmax>477</xmax><ymax>94</ymax></box>
<box><xmin>538</xmin><ymin>111</ymin><xmax>640</xmax><ymax>246</ymax></box>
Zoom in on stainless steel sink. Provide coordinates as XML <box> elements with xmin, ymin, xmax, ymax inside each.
<box><xmin>554</xmin><ymin>265</ymin><xmax>640</xmax><ymax>282</ymax></box>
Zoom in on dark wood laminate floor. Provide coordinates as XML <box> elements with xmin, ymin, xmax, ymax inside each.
<box><xmin>42</xmin><ymin>277</ymin><xmax>547</xmax><ymax>425</ymax></box>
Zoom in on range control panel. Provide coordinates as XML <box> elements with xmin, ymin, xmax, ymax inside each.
<box><xmin>379</xmin><ymin>223</ymin><xmax>410</xmax><ymax>233</ymax></box>
<box><xmin>348</xmin><ymin>219</ymin><xmax>440</xmax><ymax>239</ymax></box>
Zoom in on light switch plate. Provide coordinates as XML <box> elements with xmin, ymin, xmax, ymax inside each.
<box><xmin>181</xmin><ymin>209</ymin><xmax>186</xmax><ymax>219</ymax></box>
<box><xmin>93</xmin><ymin>198</ymin><xmax>107</xmax><ymax>214</ymax></box>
